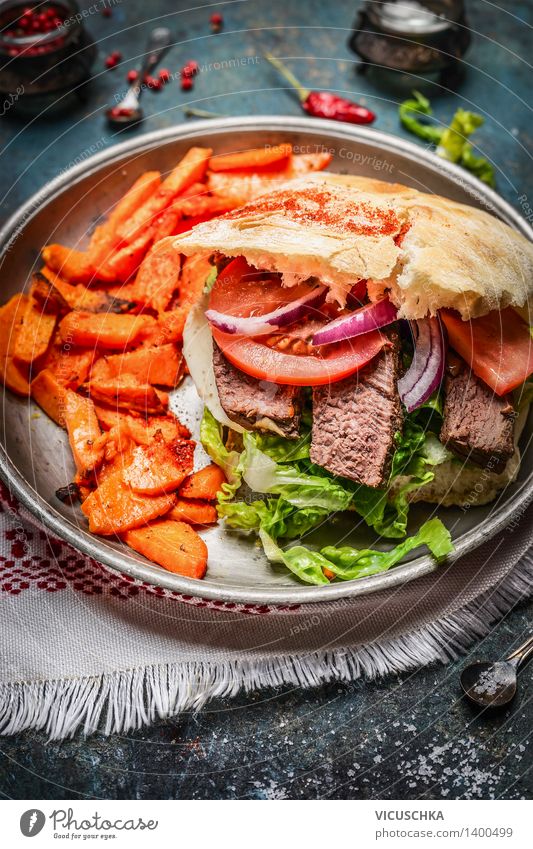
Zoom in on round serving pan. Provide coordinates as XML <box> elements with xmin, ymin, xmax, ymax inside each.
<box><xmin>0</xmin><ymin>116</ymin><xmax>531</xmax><ymax>605</ymax></box>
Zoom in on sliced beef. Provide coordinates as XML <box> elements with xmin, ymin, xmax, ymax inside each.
<box><xmin>212</xmin><ymin>343</ymin><xmax>303</xmax><ymax>438</ymax></box>
<box><xmin>440</xmin><ymin>364</ymin><xmax>515</xmax><ymax>473</ymax></box>
<box><xmin>310</xmin><ymin>333</ymin><xmax>403</xmax><ymax>488</ymax></box>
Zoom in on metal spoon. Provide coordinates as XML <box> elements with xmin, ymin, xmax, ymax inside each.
<box><xmin>106</xmin><ymin>27</ymin><xmax>172</xmax><ymax>128</ymax></box>
<box><xmin>460</xmin><ymin>633</ymin><xmax>533</xmax><ymax>708</ymax></box>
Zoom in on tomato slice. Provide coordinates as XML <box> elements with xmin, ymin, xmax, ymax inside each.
<box><xmin>212</xmin><ymin>328</ymin><xmax>385</xmax><ymax>385</ymax></box>
<box><xmin>209</xmin><ymin>256</ymin><xmax>384</xmax><ymax>385</ymax></box>
<box><xmin>209</xmin><ymin>256</ymin><xmax>320</xmax><ymax>317</ymax></box>
<box><xmin>441</xmin><ymin>307</ymin><xmax>533</xmax><ymax>395</ymax></box>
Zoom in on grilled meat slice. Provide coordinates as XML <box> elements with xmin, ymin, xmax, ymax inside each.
<box><xmin>440</xmin><ymin>364</ymin><xmax>515</xmax><ymax>473</ymax></box>
<box><xmin>212</xmin><ymin>342</ymin><xmax>303</xmax><ymax>438</ymax></box>
<box><xmin>310</xmin><ymin>333</ymin><xmax>403</xmax><ymax>488</ymax></box>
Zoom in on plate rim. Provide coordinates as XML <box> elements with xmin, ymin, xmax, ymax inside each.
<box><xmin>1</xmin><ymin>114</ymin><xmax>532</xmax><ymax>606</ymax></box>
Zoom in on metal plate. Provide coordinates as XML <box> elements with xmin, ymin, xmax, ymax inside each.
<box><xmin>1</xmin><ymin>116</ymin><xmax>532</xmax><ymax>606</ymax></box>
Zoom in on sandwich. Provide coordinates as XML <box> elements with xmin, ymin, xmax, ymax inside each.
<box><xmin>171</xmin><ymin>173</ymin><xmax>533</xmax><ymax>585</ymax></box>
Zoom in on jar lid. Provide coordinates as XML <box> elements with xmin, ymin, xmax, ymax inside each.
<box><xmin>365</xmin><ymin>0</ymin><xmax>463</xmax><ymax>37</ymax></box>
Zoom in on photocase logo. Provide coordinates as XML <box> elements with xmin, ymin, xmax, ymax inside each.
<box><xmin>20</xmin><ymin>809</ymin><xmax>46</xmax><ymax>837</ymax></box>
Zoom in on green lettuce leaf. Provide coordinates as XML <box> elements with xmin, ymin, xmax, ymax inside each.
<box><xmin>200</xmin><ymin>407</ymin><xmax>244</xmax><ymax>502</ymax></box>
<box><xmin>253</xmin><ymin>430</ymin><xmax>311</xmax><ymax>462</ymax></box>
<box><xmin>321</xmin><ymin>518</ymin><xmax>453</xmax><ymax>581</ymax></box>
<box><xmin>241</xmin><ymin>431</ymin><xmax>353</xmax><ymax>512</ymax></box>
<box><xmin>220</xmin><ymin>497</ymin><xmax>327</xmax><ymax>539</ymax></box>
<box><xmin>260</xmin><ymin>517</ymin><xmax>453</xmax><ymax>585</ymax></box>
<box><xmin>201</xmin><ymin>407</ymin><xmax>455</xmax><ymax>584</ymax></box>
<box><xmin>259</xmin><ymin>530</ymin><xmax>332</xmax><ymax>585</ymax></box>
<box><xmin>203</xmin><ymin>266</ymin><xmax>218</xmax><ymax>294</ymax></box>
<box><xmin>351</xmin><ymin>415</ymin><xmax>441</xmax><ymax>538</ymax></box>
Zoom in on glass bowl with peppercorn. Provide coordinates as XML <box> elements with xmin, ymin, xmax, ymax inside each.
<box><xmin>0</xmin><ymin>0</ymin><xmax>96</xmax><ymax>113</ymax></box>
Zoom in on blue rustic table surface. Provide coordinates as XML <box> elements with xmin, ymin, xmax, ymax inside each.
<box><xmin>1</xmin><ymin>0</ymin><xmax>532</xmax><ymax>800</ymax></box>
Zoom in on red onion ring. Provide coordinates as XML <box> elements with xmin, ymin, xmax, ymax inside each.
<box><xmin>205</xmin><ymin>284</ymin><xmax>327</xmax><ymax>336</ymax></box>
<box><xmin>311</xmin><ymin>298</ymin><xmax>398</xmax><ymax>346</ymax></box>
<box><xmin>398</xmin><ymin>317</ymin><xmax>446</xmax><ymax>413</ymax></box>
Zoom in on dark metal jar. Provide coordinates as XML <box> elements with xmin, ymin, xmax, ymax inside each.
<box><xmin>0</xmin><ymin>0</ymin><xmax>96</xmax><ymax>111</ymax></box>
<box><xmin>349</xmin><ymin>0</ymin><xmax>471</xmax><ymax>86</ymax></box>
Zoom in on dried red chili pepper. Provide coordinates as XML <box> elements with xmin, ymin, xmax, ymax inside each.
<box><xmin>265</xmin><ymin>53</ymin><xmax>375</xmax><ymax>125</ymax></box>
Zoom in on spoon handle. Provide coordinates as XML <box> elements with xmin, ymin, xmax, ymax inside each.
<box><xmin>112</xmin><ymin>28</ymin><xmax>172</xmax><ymax>115</ymax></box>
<box><xmin>139</xmin><ymin>27</ymin><xmax>172</xmax><ymax>81</ymax></box>
<box><xmin>506</xmin><ymin>633</ymin><xmax>533</xmax><ymax>667</ymax></box>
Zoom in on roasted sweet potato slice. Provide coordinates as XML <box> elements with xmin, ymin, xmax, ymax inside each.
<box><xmin>81</xmin><ymin>471</ymin><xmax>175</xmax><ymax>535</ymax></box>
<box><xmin>168</xmin><ymin>498</ymin><xmax>218</xmax><ymax>525</ymax></box>
<box><xmin>59</xmin><ymin>312</ymin><xmax>156</xmax><ymax>350</ymax></box>
<box><xmin>89</xmin><ymin>374</ymin><xmax>167</xmax><ymax>413</ymax></box>
<box><xmin>13</xmin><ymin>297</ymin><xmax>57</xmax><ymax>364</ymax></box>
<box><xmin>41</xmin><ymin>334</ymin><xmax>94</xmax><ymax>388</ymax></box>
<box><xmin>122</xmin><ymin>519</ymin><xmax>208</xmax><ymax>579</ymax></box>
<box><xmin>0</xmin><ymin>294</ymin><xmax>31</xmax><ymax>395</ymax></box>
<box><xmin>30</xmin><ymin>272</ymin><xmax>70</xmax><ymax>314</ymax></box>
<box><xmin>39</xmin><ymin>268</ymin><xmax>133</xmax><ymax>314</ymax></box>
<box><xmin>124</xmin><ymin>437</ymin><xmax>194</xmax><ymax>495</ymax></box>
<box><xmin>64</xmin><ymin>390</ymin><xmax>105</xmax><ymax>475</ymax></box>
<box><xmin>130</xmin><ymin>238</ymin><xmax>181</xmax><ymax>313</ymax></box>
<box><xmin>93</xmin><ymin>405</ymin><xmax>190</xmax><ymax>442</ymax></box>
<box><xmin>31</xmin><ymin>368</ymin><xmax>67</xmax><ymax>425</ymax></box>
<box><xmin>117</xmin><ymin>147</ymin><xmax>212</xmax><ymax>244</ymax></box>
<box><xmin>140</xmin><ymin>308</ymin><xmax>189</xmax><ymax>347</ymax></box>
<box><xmin>179</xmin><ymin>464</ymin><xmax>226</xmax><ymax>501</ymax></box>
<box><xmin>91</xmin><ymin>343</ymin><xmax>184</xmax><ymax>388</ymax></box>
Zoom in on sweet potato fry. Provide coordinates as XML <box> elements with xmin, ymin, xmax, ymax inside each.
<box><xmin>59</xmin><ymin>312</ymin><xmax>156</xmax><ymax>350</ymax></box>
<box><xmin>162</xmin><ymin>146</ymin><xmax>213</xmax><ymax>195</ymax></box>
<box><xmin>130</xmin><ymin>238</ymin><xmax>181</xmax><ymax>313</ymax></box>
<box><xmin>91</xmin><ymin>343</ymin><xmax>184</xmax><ymax>388</ymax></box>
<box><xmin>30</xmin><ymin>368</ymin><xmax>67</xmax><ymax>425</ymax></box>
<box><xmin>149</xmin><ymin>206</ymin><xmax>181</xmax><ymax>243</ymax></box>
<box><xmin>13</xmin><ymin>297</ymin><xmax>57</xmax><ymax>364</ymax></box>
<box><xmin>108</xmin><ymin>171</ymin><xmax>162</xmax><ymax>229</ymax></box>
<box><xmin>89</xmin><ymin>374</ymin><xmax>167</xmax><ymax>413</ymax></box>
<box><xmin>82</xmin><ymin>471</ymin><xmax>175</xmax><ymax>535</ymax></box>
<box><xmin>117</xmin><ymin>147</ymin><xmax>213</xmax><ymax>244</ymax></box>
<box><xmin>207</xmin><ymin>151</ymin><xmax>332</xmax><ymax>204</ymax></box>
<box><xmin>178</xmin><ymin>254</ymin><xmax>213</xmax><ymax>309</ymax></box>
<box><xmin>168</xmin><ymin>498</ymin><xmax>217</xmax><ymax>525</ymax></box>
<box><xmin>122</xmin><ymin>519</ymin><xmax>208</xmax><ymax>579</ymax></box>
<box><xmin>64</xmin><ymin>389</ymin><xmax>105</xmax><ymax>475</ymax></box>
<box><xmin>99</xmin><ymin>229</ymin><xmax>154</xmax><ymax>283</ymax></box>
<box><xmin>87</xmin><ymin>171</ymin><xmax>161</xmax><ymax>266</ymax></box>
<box><xmin>124</xmin><ymin>437</ymin><xmax>194</xmax><ymax>495</ymax></box>
<box><xmin>41</xmin><ymin>244</ymin><xmax>115</xmax><ymax>285</ymax></box>
<box><xmin>208</xmin><ymin>143</ymin><xmax>292</xmax><ymax>172</ymax></box>
<box><xmin>179</xmin><ymin>464</ymin><xmax>226</xmax><ymax>501</ymax></box>
<box><xmin>0</xmin><ymin>294</ymin><xmax>31</xmax><ymax>395</ymax></box>
<box><xmin>172</xmin><ymin>209</ymin><xmax>231</xmax><ymax>236</ymax></box>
